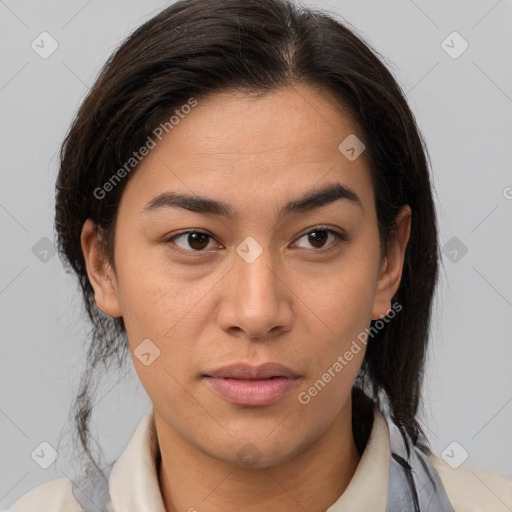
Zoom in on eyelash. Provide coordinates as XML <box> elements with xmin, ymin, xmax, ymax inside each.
<box><xmin>163</xmin><ymin>225</ymin><xmax>348</xmax><ymax>255</ymax></box>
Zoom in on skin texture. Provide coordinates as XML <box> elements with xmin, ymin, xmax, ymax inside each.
<box><xmin>81</xmin><ymin>84</ymin><xmax>411</xmax><ymax>512</ymax></box>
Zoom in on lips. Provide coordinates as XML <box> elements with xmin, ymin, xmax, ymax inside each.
<box><xmin>204</xmin><ymin>362</ymin><xmax>299</xmax><ymax>380</ymax></box>
<box><xmin>203</xmin><ymin>362</ymin><xmax>299</xmax><ymax>407</ymax></box>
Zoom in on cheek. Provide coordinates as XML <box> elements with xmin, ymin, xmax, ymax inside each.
<box><xmin>115</xmin><ymin>270</ymin><xmax>214</xmax><ymax>401</ymax></box>
<box><xmin>294</xmin><ymin>336</ymin><xmax>365</xmax><ymax>438</ymax></box>
<box><xmin>292</xmin><ymin>253</ymin><xmax>378</xmax><ymax>387</ymax></box>
<box><xmin>299</xmin><ymin>259</ymin><xmax>378</xmax><ymax>340</ymax></box>
<box><xmin>114</xmin><ymin>247</ymin><xmax>214</xmax><ymax>343</ymax></box>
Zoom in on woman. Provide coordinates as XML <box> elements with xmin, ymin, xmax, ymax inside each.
<box><xmin>9</xmin><ymin>0</ymin><xmax>512</xmax><ymax>510</ymax></box>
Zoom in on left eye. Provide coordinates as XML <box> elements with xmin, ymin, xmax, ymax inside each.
<box><xmin>293</xmin><ymin>227</ymin><xmax>346</xmax><ymax>251</ymax></box>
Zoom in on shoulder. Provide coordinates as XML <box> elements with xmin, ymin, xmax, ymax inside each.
<box><xmin>429</xmin><ymin>453</ymin><xmax>512</xmax><ymax>511</ymax></box>
<box><xmin>8</xmin><ymin>477</ymin><xmax>83</xmax><ymax>512</ymax></box>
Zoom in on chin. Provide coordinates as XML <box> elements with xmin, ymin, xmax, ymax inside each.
<box><xmin>202</xmin><ymin>427</ymin><xmax>312</xmax><ymax>470</ymax></box>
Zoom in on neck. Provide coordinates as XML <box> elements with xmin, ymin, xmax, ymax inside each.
<box><xmin>156</xmin><ymin>400</ymin><xmax>364</xmax><ymax>512</ymax></box>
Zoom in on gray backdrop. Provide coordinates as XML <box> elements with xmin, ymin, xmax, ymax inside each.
<box><xmin>1</xmin><ymin>0</ymin><xmax>511</xmax><ymax>507</ymax></box>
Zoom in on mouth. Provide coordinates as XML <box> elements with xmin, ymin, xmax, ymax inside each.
<box><xmin>203</xmin><ymin>362</ymin><xmax>300</xmax><ymax>407</ymax></box>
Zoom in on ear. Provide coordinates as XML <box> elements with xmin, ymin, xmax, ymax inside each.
<box><xmin>81</xmin><ymin>219</ymin><xmax>123</xmax><ymax>318</ymax></box>
<box><xmin>371</xmin><ymin>205</ymin><xmax>411</xmax><ymax>320</ymax></box>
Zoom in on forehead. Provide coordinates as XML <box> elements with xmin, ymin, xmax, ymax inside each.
<box><xmin>158</xmin><ymin>85</ymin><xmax>358</xmax><ymax>158</ymax></box>
<box><xmin>120</xmin><ymin>84</ymin><xmax>374</xmax><ymax>217</ymax></box>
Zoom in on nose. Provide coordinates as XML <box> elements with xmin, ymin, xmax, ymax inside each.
<box><xmin>216</xmin><ymin>240</ymin><xmax>293</xmax><ymax>340</ymax></box>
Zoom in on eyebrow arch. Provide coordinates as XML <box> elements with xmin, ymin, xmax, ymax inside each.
<box><xmin>141</xmin><ymin>182</ymin><xmax>363</xmax><ymax>221</ymax></box>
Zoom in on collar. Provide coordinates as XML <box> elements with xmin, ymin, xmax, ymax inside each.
<box><xmin>108</xmin><ymin>406</ymin><xmax>390</xmax><ymax>512</ymax></box>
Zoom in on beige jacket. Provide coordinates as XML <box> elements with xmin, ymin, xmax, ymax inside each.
<box><xmin>8</xmin><ymin>408</ymin><xmax>512</xmax><ymax>511</ymax></box>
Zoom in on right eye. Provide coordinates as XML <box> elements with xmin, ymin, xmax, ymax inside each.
<box><xmin>164</xmin><ymin>230</ymin><xmax>221</xmax><ymax>253</ymax></box>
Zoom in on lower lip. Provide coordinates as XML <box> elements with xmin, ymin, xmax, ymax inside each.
<box><xmin>204</xmin><ymin>376</ymin><xmax>297</xmax><ymax>406</ymax></box>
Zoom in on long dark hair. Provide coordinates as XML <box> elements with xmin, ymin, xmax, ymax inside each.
<box><xmin>55</xmin><ymin>0</ymin><xmax>439</xmax><ymax>479</ymax></box>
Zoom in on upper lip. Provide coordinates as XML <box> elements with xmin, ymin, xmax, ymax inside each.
<box><xmin>204</xmin><ymin>362</ymin><xmax>299</xmax><ymax>379</ymax></box>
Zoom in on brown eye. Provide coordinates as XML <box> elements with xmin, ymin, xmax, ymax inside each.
<box><xmin>293</xmin><ymin>227</ymin><xmax>347</xmax><ymax>252</ymax></box>
<box><xmin>307</xmin><ymin>230</ymin><xmax>329</xmax><ymax>249</ymax></box>
<box><xmin>167</xmin><ymin>231</ymin><xmax>216</xmax><ymax>251</ymax></box>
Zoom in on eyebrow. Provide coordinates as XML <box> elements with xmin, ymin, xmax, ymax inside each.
<box><xmin>141</xmin><ymin>182</ymin><xmax>363</xmax><ymax>221</ymax></box>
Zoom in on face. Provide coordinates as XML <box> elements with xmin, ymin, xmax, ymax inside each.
<box><xmin>82</xmin><ymin>84</ymin><xmax>410</xmax><ymax>468</ymax></box>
